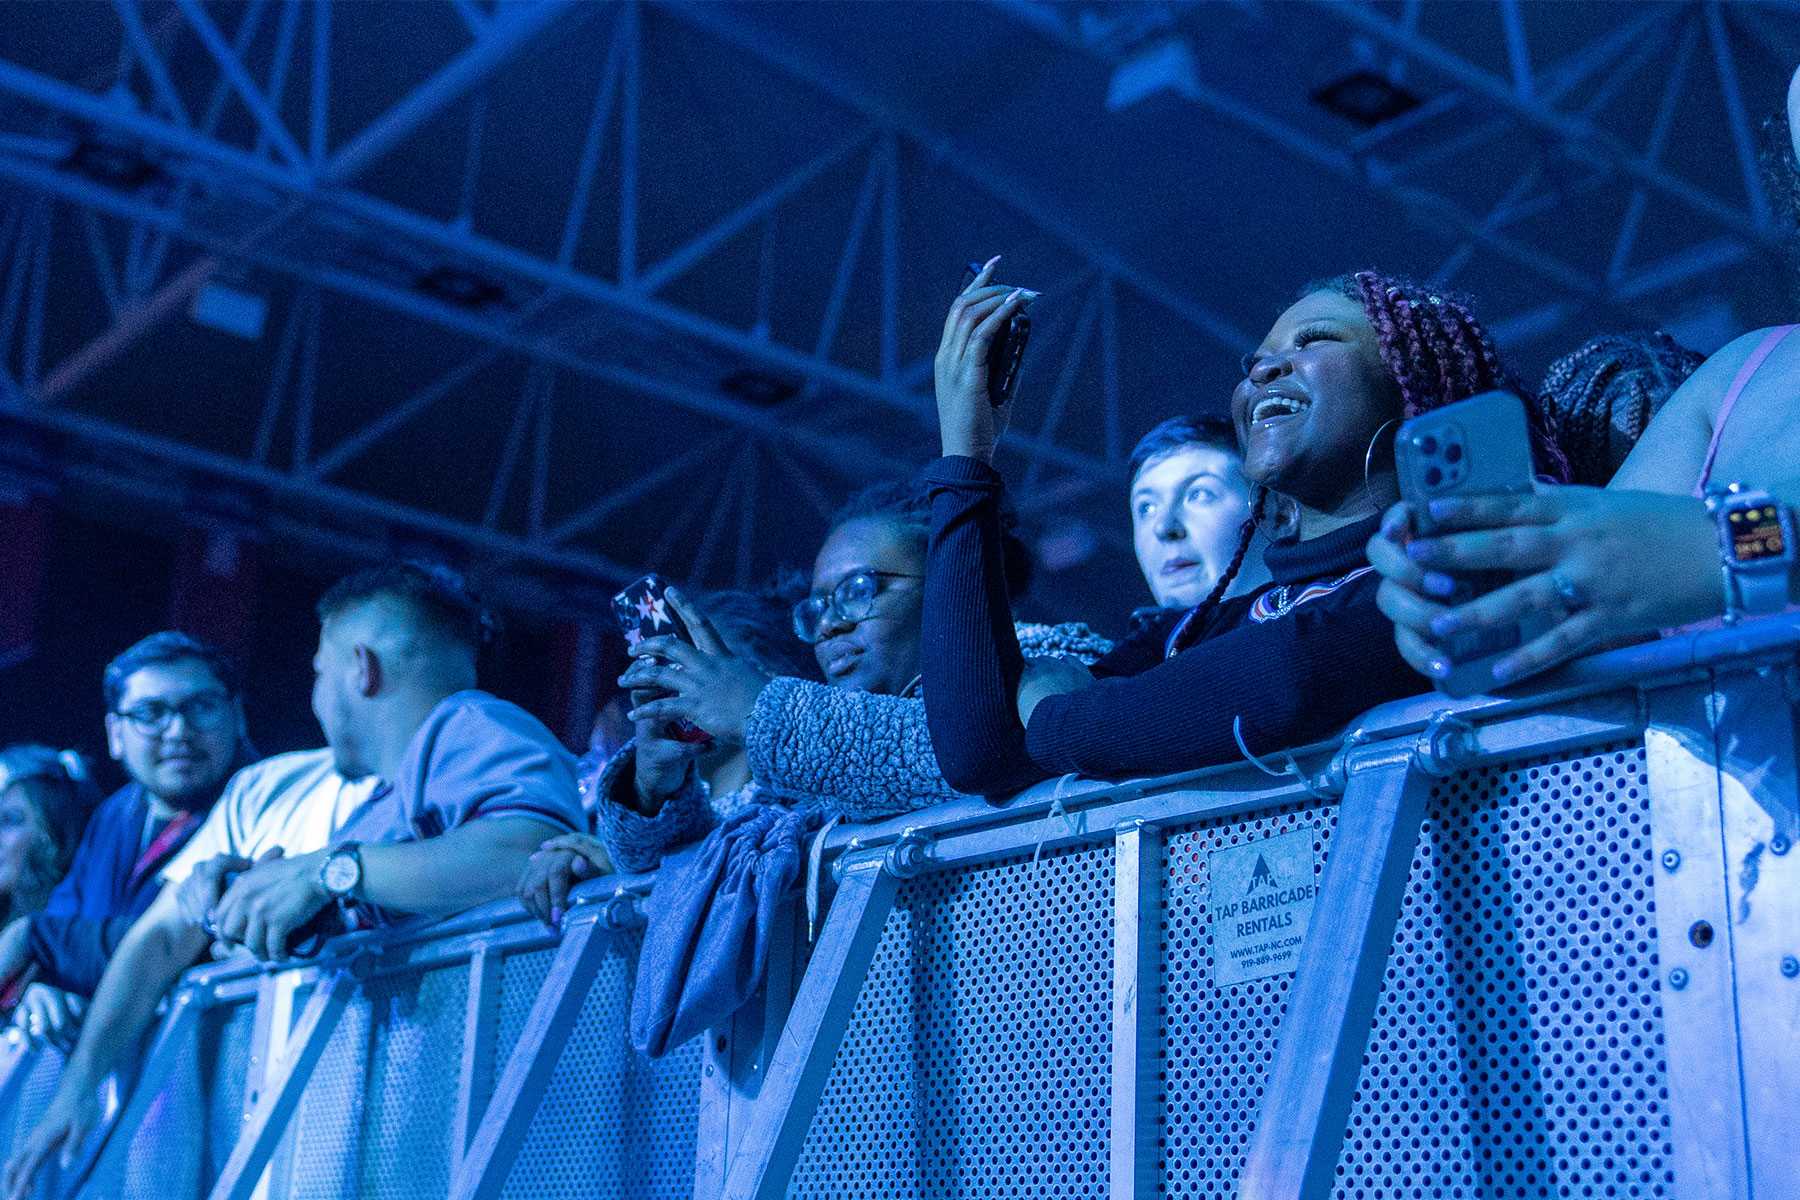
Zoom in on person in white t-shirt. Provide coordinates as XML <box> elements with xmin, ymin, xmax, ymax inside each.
<box><xmin>5</xmin><ymin>563</ymin><xmax>581</xmax><ymax>1200</ymax></box>
<box><xmin>156</xmin><ymin>748</ymin><xmax>379</xmax><ymax>927</ymax></box>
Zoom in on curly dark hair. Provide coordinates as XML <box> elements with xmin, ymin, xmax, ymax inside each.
<box><xmin>1540</xmin><ymin>331</ymin><xmax>1705</xmax><ymax>486</ymax></box>
<box><xmin>830</xmin><ymin>479</ymin><xmax>1035</xmax><ymax>601</ymax></box>
<box><xmin>1761</xmin><ymin>111</ymin><xmax>1800</xmax><ymax>306</ymax></box>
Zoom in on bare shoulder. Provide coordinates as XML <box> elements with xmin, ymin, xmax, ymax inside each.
<box><xmin>1608</xmin><ymin>327</ymin><xmax>1781</xmax><ymax>493</ymax></box>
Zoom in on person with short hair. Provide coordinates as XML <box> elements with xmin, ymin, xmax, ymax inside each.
<box><xmin>1128</xmin><ymin>414</ymin><xmax>1271</xmax><ymax>612</ymax></box>
<box><xmin>0</xmin><ymin>633</ymin><xmax>246</xmax><ymax>1022</ymax></box>
<box><xmin>3</xmin><ymin>562</ymin><xmax>584</xmax><ymax>1199</ymax></box>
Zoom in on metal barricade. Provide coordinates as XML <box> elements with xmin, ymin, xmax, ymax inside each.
<box><xmin>0</xmin><ymin>614</ymin><xmax>1793</xmax><ymax>1200</ymax></box>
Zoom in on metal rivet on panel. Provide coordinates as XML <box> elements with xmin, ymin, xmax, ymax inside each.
<box><xmin>1669</xmin><ymin>967</ymin><xmax>1690</xmax><ymax>990</ymax></box>
<box><xmin>1782</xmin><ymin>956</ymin><xmax>1799</xmax><ymax>979</ymax></box>
<box><xmin>1661</xmin><ymin>849</ymin><xmax>1681</xmax><ymax>871</ymax></box>
<box><xmin>1772</xmin><ymin>834</ymin><xmax>1792</xmax><ymax>856</ymax></box>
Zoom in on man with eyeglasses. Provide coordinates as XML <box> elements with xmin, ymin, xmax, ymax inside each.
<box><xmin>4</xmin><ymin>562</ymin><xmax>585</xmax><ymax>1200</ymax></box>
<box><xmin>0</xmin><ymin>632</ymin><xmax>246</xmax><ymax>1044</ymax></box>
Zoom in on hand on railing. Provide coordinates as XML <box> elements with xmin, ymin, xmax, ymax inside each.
<box><xmin>11</xmin><ymin>984</ymin><xmax>83</xmax><ymax>1053</ymax></box>
<box><xmin>518</xmin><ymin>833</ymin><xmax>613</xmax><ymax>929</ymax></box>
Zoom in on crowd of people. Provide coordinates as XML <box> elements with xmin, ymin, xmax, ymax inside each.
<box><xmin>1</xmin><ymin>72</ymin><xmax>1797</xmax><ymax>1200</ymax></box>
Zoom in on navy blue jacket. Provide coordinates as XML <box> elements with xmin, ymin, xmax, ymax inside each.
<box><xmin>26</xmin><ymin>783</ymin><xmax>205</xmax><ymax>996</ymax></box>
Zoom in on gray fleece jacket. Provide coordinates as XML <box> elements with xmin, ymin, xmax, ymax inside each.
<box><xmin>598</xmin><ymin>621</ymin><xmax>1111</xmax><ymax>873</ymax></box>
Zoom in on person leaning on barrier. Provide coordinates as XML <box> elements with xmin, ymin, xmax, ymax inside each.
<box><xmin>1365</xmin><ymin>73</ymin><xmax>1800</xmax><ymax>689</ymax></box>
<box><xmin>0</xmin><ymin>747</ymin><xmax>99</xmax><ymax>1047</ymax></box>
<box><xmin>920</xmin><ymin>262</ymin><xmax>1568</xmax><ymax>795</ymax></box>
<box><xmin>519</xmin><ymin>483</ymin><xmax>1111</xmax><ymax>923</ymax></box>
<box><xmin>2</xmin><ymin>561</ymin><xmax>584</xmax><ymax>1200</ymax></box>
<box><xmin>0</xmin><ymin>633</ymin><xmax>247</xmax><ymax>1052</ymax></box>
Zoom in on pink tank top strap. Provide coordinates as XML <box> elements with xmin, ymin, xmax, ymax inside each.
<box><xmin>1694</xmin><ymin>323</ymin><xmax>1800</xmax><ymax>498</ymax></box>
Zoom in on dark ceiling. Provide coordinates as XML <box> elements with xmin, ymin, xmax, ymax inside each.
<box><xmin>0</xmin><ymin>0</ymin><xmax>1794</xmax><ymax>629</ymax></box>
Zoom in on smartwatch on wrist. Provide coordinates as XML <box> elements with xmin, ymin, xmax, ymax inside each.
<box><xmin>319</xmin><ymin>842</ymin><xmax>364</xmax><ymax>899</ymax></box>
<box><xmin>1706</xmin><ymin>483</ymin><xmax>1796</xmax><ymax>624</ymax></box>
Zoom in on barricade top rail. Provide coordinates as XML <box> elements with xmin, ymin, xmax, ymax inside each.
<box><xmin>174</xmin><ymin>611</ymin><xmax>1800</xmax><ymax>988</ymax></box>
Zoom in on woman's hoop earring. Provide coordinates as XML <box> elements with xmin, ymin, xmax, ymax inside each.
<box><xmin>1250</xmin><ymin>486</ymin><xmax>1300</xmax><ymax>543</ymax></box>
<box><xmin>1363</xmin><ymin>418</ymin><xmax>1402</xmax><ymax>488</ymax></box>
<box><xmin>1363</xmin><ymin>417</ymin><xmax>1402</xmax><ymax>513</ymax></box>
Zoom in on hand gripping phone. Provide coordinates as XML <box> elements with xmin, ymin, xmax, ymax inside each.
<box><xmin>610</xmin><ymin>574</ymin><xmax>711</xmax><ymax>743</ymax></box>
<box><xmin>960</xmin><ymin>262</ymin><xmax>1031</xmax><ymax>405</ymax></box>
<box><xmin>1396</xmin><ymin>390</ymin><xmax>1552</xmax><ymax>698</ymax></box>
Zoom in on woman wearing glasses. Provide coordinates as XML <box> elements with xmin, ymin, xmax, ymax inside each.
<box><xmin>519</xmin><ymin>483</ymin><xmax>1106</xmax><ymax>916</ymax></box>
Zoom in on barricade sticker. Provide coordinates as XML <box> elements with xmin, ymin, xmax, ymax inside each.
<box><xmin>1208</xmin><ymin>828</ymin><xmax>1318</xmax><ymax>986</ymax></box>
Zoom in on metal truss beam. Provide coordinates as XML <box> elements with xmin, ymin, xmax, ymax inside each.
<box><xmin>651</xmin><ymin>0</ymin><xmax>1256</xmax><ymax>356</ymax></box>
<box><xmin>0</xmin><ymin>13</ymin><xmax>1124</xmax><ymax>487</ymax></box>
<box><xmin>1304</xmin><ymin>0</ymin><xmax>1778</xmax><ymax>250</ymax></box>
<box><xmin>0</xmin><ymin>385</ymin><xmax>641</xmax><ymax>591</ymax></box>
<box><xmin>984</xmin><ymin>0</ymin><xmax>1739</xmax><ymax>334</ymax></box>
<box><xmin>19</xmin><ymin>0</ymin><xmax>587</xmax><ymax>403</ymax></box>
<box><xmin>0</xmin><ymin>154</ymin><xmax>924</xmax><ymax>532</ymax></box>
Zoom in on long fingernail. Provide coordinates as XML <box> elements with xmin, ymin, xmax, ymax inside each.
<box><xmin>1022</xmin><ymin>289</ymin><xmax>1041</xmax><ymax>298</ymax></box>
<box><xmin>1430</xmin><ymin>613</ymin><xmax>1459</xmax><ymax>636</ymax></box>
<box><xmin>1426</xmin><ymin>655</ymin><xmax>1451</xmax><ymax>679</ymax></box>
<box><xmin>549</xmin><ymin>906</ymin><xmax>562</xmax><ymax>926</ymax></box>
<box><xmin>1007</xmin><ymin>287</ymin><xmax>1025</xmax><ymax>301</ymax></box>
<box><xmin>984</xmin><ymin>254</ymin><xmax>1001</xmax><ymax>268</ymax></box>
<box><xmin>1422</xmin><ymin>572</ymin><xmax>1458</xmax><ymax>598</ymax></box>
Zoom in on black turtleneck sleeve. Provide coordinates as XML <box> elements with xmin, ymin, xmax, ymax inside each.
<box><xmin>922</xmin><ymin>456</ymin><xmax>1424</xmax><ymax>795</ymax></box>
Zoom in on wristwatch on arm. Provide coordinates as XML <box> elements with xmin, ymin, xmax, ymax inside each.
<box><xmin>1707</xmin><ymin>484</ymin><xmax>1797</xmax><ymax>624</ymax></box>
<box><xmin>318</xmin><ymin>842</ymin><xmax>364</xmax><ymax>899</ymax></box>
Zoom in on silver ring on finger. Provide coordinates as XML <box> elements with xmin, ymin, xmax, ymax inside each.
<box><xmin>1549</xmin><ymin>569</ymin><xmax>1588</xmax><ymax>616</ymax></box>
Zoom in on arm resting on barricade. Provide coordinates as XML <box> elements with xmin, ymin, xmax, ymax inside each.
<box><xmin>2</xmin><ymin>885</ymin><xmax>209</xmax><ymax>1200</ymax></box>
<box><xmin>211</xmin><ymin>817</ymin><xmax>566</xmax><ymax>961</ymax></box>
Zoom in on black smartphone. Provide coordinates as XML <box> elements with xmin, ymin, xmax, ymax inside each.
<box><xmin>610</xmin><ymin>574</ymin><xmax>711</xmax><ymax>744</ymax></box>
<box><xmin>960</xmin><ymin>262</ymin><xmax>1031</xmax><ymax>406</ymax></box>
<box><xmin>1396</xmin><ymin>390</ymin><xmax>1552</xmax><ymax>698</ymax></box>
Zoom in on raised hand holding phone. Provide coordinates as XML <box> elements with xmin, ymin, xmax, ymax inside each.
<box><xmin>611</xmin><ymin>573</ymin><xmax>711</xmax><ymax>744</ymax></box>
<box><xmin>935</xmin><ymin>255</ymin><xmax>1037</xmax><ymax>463</ymax></box>
<box><xmin>1392</xmin><ymin>390</ymin><xmax>1547</xmax><ymax>697</ymax></box>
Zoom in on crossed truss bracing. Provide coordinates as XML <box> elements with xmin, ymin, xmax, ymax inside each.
<box><xmin>0</xmin><ymin>1</ymin><xmax>1794</xmax><ymax>617</ymax></box>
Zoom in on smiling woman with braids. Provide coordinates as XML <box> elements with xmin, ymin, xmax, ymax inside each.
<box><xmin>923</xmin><ymin>263</ymin><xmax>1567</xmax><ymax>794</ymax></box>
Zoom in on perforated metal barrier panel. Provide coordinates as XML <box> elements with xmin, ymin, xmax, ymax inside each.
<box><xmin>1337</xmin><ymin>743</ymin><xmax>1668</xmax><ymax>1200</ymax></box>
<box><xmin>502</xmin><ymin>931</ymin><xmax>703</xmax><ymax>1200</ymax></box>
<box><xmin>1161</xmin><ymin>798</ymin><xmax>1337</xmax><ymax>1197</ymax></box>
<box><xmin>1</xmin><ymin>665</ymin><xmax>1783</xmax><ymax>1200</ymax></box>
<box><xmin>790</xmin><ymin>842</ymin><xmax>1116</xmax><ymax>1199</ymax></box>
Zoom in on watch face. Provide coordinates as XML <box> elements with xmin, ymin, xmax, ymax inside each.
<box><xmin>1728</xmin><ymin>504</ymin><xmax>1787</xmax><ymax>563</ymax></box>
<box><xmin>322</xmin><ymin>853</ymin><xmax>360</xmax><ymax>894</ymax></box>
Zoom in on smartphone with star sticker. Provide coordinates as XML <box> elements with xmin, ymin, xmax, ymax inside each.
<box><xmin>610</xmin><ymin>574</ymin><xmax>711</xmax><ymax>743</ymax></box>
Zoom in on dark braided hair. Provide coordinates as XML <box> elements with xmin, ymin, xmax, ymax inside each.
<box><xmin>1171</xmin><ymin>270</ymin><xmax>1569</xmax><ymax>654</ymax></box>
<box><xmin>1309</xmin><ymin>271</ymin><xmax>1570</xmax><ymax>483</ymax></box>
<box><xmin>1540</xmin><ymin>331</ymin><xmax>1706</xmax><ymax>487</ymax></box>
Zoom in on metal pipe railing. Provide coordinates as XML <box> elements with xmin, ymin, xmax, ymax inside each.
<box><xmin>3</xmin><ymin>613</ymin><xmax>1794</xmax><ymax>1200</ymax></box>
